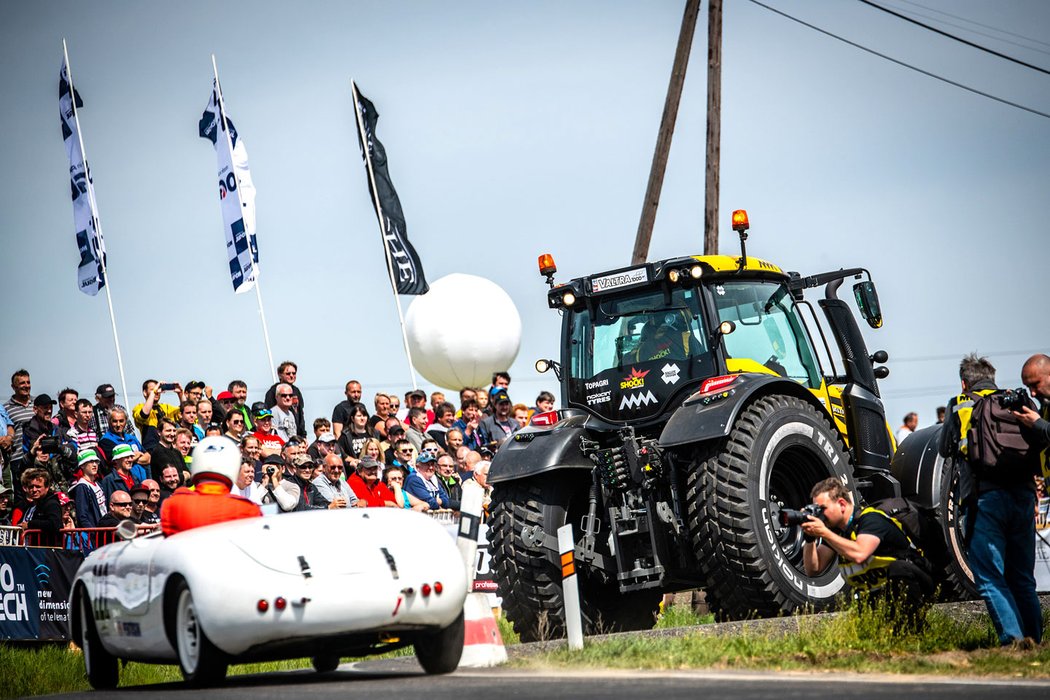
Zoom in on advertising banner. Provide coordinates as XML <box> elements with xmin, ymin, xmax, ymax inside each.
<box><xmin>0</xmin><ymin>548</ymin><xmax>83</xmax><ymax>640</ymax></box>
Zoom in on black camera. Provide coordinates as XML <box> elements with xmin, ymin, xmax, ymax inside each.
<box><xmin>265</xmin><ymin>466</ymin><xmax>276</xmax><ymax>477</ymax></box>
<box><xmin>997</xmin><ymin>388</ymin><xmax>1029</xmax><ymax>412</ymax></box>
<box><xmin>778</xmin><ymin>503</ymin><xmax>827</xmax><ymax>527</ymax></box>
<box><xmin>159</xmin><ymin>382</ymin><xmax>178</xmax><ymax>391</ymax></box>
<box><xmin>40</xmin><ymin>437</ymin><xmax>75</xmax><ymax>460</ymax></box>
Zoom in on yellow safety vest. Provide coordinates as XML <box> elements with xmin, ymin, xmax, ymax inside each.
<box><xmin>837</xmin><ymin>506</ymin><xmax>918</xmax><ymax>592</ymax></box>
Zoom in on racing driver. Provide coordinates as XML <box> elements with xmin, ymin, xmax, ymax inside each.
<box><xmin>161</xmin><ymin>435</ymin><xmax>261</xmax><ymax>536</ymax></box>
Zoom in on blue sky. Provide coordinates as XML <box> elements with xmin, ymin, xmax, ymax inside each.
<box><xmin>0</xmin><ymin>0</ymin><xmax>1047</xmax><ymax>427</ymax></box>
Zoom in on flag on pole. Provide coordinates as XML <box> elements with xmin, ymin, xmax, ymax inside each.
<box><xmin>353</xmin><ymin>86</ymin><xmax>430</xmax><ymax>295</ymax></box>
<box><xmin>60</xmin><ymin>60</ymin><xmax>106</xmax><ymax>296</ymax></box>
<box><xmin>198</xmin><ymin>80</ymin><xmax>259</xmax><ymax>294</ymax></box>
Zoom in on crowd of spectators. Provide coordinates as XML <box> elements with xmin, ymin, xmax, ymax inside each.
<box><xmin>0</xmin><ymin>363</ymin><xmax>555</xmax><ymax>540</ymax></box>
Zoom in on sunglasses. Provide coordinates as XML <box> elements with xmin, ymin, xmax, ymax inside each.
<box><xmin>132</xmin><ymin>498</ymin><xmax>148</xmax><ymax>504</ymax></box>
<box><xmin>277</xmin><ymin>393</ymin><xmax>293</xmax><ymax>398</ymax></box>
<box><xmin>112</xmin><ymin>502</ymin><xmax>132</xmax><ymax>507</ymax></box>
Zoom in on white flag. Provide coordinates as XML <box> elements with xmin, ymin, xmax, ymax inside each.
<box><xmin>198</xmin><ymin>80</ymin><xmax>258</xmax><ymax>294</ymax></box>
<box><xmin>60</xmin><ymin>59</ymin><xmax>106</xmax><ymax>296</ymax></box>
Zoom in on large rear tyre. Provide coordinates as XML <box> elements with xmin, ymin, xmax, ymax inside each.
<box><xmin>489</xmin><ymin>476</ymin><xmax>661</xmax><ymax>642</ymax></box>
<box><xmin>174</xmin><ymin>581</ymin><xmax>229</xmax><ymax>687</ymax></box>
<box><xmin>78</xmin><ymin>587</ymin><xmax>119</xmax><ymax>690</ymax></box>
<box><xmin>414</xmin><ymin>611</ymin><xmax>464</xmax><ymax>674</ymax></box>
<box><xmin>687</xmin><ymin>394</ymin><xmax>857</xmax><ymax>619</ymax></box>
<box><xmin>937</xmin><ymin>457</ymin><xmax>979</xmax><ymax>600</ymax></box>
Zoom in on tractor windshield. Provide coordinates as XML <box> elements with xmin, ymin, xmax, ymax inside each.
<box><xmin>709</xmin><ymin>280</ymin><xmax>821</xmax><ymax>388</ymax></box>
<box><xmin>565</xmin><ymin>287</ymin><xmax>716</xmax><ymax>421</ymax></box>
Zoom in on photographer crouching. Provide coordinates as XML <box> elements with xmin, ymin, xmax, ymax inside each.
<box><xmin>799</xmin><ymin>478</ymin><xmax>934</xmax><ymax>632</ymax></box>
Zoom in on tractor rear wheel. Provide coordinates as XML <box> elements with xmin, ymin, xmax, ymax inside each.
<box><xmin>687</xmin><ymin>394</ymin><xmax>856</xmax><ymax>619</ymax></box>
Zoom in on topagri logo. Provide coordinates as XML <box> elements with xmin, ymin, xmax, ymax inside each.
<box><xmin>0</xmin><ymin>563</ymin><xmax>29</xmax><ymax>622</ymax></box>
<box><xmin>661</xmin><ymin>363</ymin><xmax>681</xmax><ymax>385</ymax></box>
<box><xmin>619</xmin><ymin>390</ymin><xmax>657</xmax><ymax>410</ymax></box>
<box><xmin>620</xmin><ymin>368</ymin><xmax>649</xmax><ymax>390</ymax></box>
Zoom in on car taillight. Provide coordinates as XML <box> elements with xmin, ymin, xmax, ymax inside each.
<box><xmin>530</xmin><ymin>411</ymin><xmax>559</xmax><ymax>427</ymax></box>
<box><xmin>257</xmin><ymin>599</ymin><xmax>269</xmax><ymax>613</ymax></box>
<box><xmin>274</xmin><ymin>596</ymin><xmax>287</xmax><ymax>610</ymax></box>
<box><xmin>421</xmin><ymin>583</ymin><xmax>432</xmax><ymax>597</ymax></box>
<box><xmin>433</xmin><ymin>581</ymin><xmax>443</xmax><ymax>595</ymax></box>
<box><xmin>699</xmin><ymin>375</ymin><xmax>738</xmax><ymax>394</ymax></box>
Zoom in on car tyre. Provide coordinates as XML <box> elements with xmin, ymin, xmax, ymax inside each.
<box><xmin>174</xmin><ymin>581</ymin><xmax>228</xmax><ymax>686</ymax></box>
<box><xmin>78</xmin><ymin>587</ymin><xmax>119</xmax><ymax>689</ymax></box>
<box><xmin>312</xmin><ymin>654</ymin><xmax>341</xmax><ymax>673</ymax></box>
<box><xmin>489</xmin><ymin>476</ymin><xmax>660</xmax><ymax>642</ymax></box>
<box><xmin>687</xmin><ymin>394</ymin><xmax>856</xmax><ymax>619</ymax></box>
<box><xmin>936</xmin><ymin>456</ymin><xmax>979</xmax><ymax>600</ymax></box>
<box><xmin>414</xmin><ymin>610</ymin><xmax>464</xmax><ymax>674</ymax></box>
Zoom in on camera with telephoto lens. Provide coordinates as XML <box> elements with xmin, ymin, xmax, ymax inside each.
<box><xmin>997</xmin><ymin>388</ymin><xmax>1029</xmax><ymax>412</ymax></box>
<box><xmin>39</xmin><ymin>436</ymin><xmax>78</xmax><ymax>479</ymax></box>
<box><xmin>778</xmin><ymin>503</ymin><xmax>827</xmax><ymax>527</ymax></box>
<box><xmin>265</xmin><ymin>466</ymin><xmax>276</xmax><ymax>477</ymax></box>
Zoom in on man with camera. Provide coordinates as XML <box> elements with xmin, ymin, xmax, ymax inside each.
<box><xmin>1016</xmin><ymin>353</ymin><xmax>1050</xmax><ymax>472</ymax></box>
<box><xmin>939</xmin><ymin>354</ymin><xmax>1043</xmax><ymax>647</ymax></box>
<box><xmin>801</xmin><ymin>478</ymin><xmax>933</xmax><ymax>630</ymax></box>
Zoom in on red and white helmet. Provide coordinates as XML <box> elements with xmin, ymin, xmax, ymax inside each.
<box><xmin>190</xmin><ymin>436</ymin><xmax>241</xmax><ymax>487</ymax></box>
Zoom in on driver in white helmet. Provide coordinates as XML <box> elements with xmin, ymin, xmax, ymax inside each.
<box><xmin>161</xmin><ymin>435</ymin><xmax>261</xmax><ymax>536</ymax></box>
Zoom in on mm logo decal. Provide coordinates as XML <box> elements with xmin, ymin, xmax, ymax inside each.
<box><xmin>619</xmin><ymin>391</ymin><xmax>657</xmax><ymax>410</ymax></box>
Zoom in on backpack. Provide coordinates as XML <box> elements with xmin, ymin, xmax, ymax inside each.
<box><xmin>965</xmin><ymin>390</ymin><xmax>1033</xmax><ymax>478</ymax></box>
<box><xmin>866</xmin><ymin>497</ymin><xmax>936</xmax><ymax>575</ymax></box>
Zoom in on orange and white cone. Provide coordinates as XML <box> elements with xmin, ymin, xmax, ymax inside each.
<box><xmin>458</xmin><ymin>590</ymin><xmax>507</xmax><ymax>668</ymax></box>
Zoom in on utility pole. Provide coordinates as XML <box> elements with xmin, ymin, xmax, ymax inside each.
<box><xmin>631</xmin><ymin>0</ymin><xmax>701</xmax><ymax>265</ymax></box>
<box><xmin>704</xmin><ymin>0</ymin><xmax>722</xmax><ymax>255</ymax></box>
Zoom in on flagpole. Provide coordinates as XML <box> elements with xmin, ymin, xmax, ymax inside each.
<box><xmin>63</xmin><ymin>39</ymin><xmax>131</xmax><ymax>414</ymax></box>
<box><xmin>211</xmin><ymin>54</ymin><xmax>277</xmax><ymax>385</ymax></box>
<box><xmin>351</xmin><ymin>78</ymin><xmax>418</xmax><ymax>391</ymax></box>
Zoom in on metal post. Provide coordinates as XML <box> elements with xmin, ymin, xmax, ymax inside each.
<box><xmin>557</xmin><ymin>523</ymin><xmax>584</xmax><ymax>650</ymax></box>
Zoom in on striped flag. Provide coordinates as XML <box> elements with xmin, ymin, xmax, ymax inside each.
<box><xmin>198</xmin><ymin>80</ymin><xmax>259</xmax><ymax>294</ymax></box>
<box><xmin>60</xmin><ymin>59</ymin><xmax>106</xmax><ymax>296</ymax></box>
<box><xmin>353</xmin><ymin>85</ymin><xmax>429</xmax><ymax>295</ymax></box>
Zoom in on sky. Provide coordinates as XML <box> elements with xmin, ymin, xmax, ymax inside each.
<box><xmin>0</xmin><ymin>0</ymin><xmax>1047</xmax><ymax>430</ymax></box>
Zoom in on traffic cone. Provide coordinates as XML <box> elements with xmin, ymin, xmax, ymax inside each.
<box><xmin>457</xmin><ymin>591</ymin><xmax>507</xmax><ymax>668</ymax></box>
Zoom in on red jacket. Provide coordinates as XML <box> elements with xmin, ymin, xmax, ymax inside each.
<box><xmin>347</xmin><ymin>473</ymin><xmax>395</xmax><ymax>507</ymax></box>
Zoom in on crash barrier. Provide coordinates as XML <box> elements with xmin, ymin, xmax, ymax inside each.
<box><xmin>0</xmin><ymin>526</ymin><xmax>23</xmax><ymax>547</ymax></box>
<box><xmin>0</xmin><ymin>546</ymin><xmax>83</xmax><ymax>640</ymax></box>
<box><xmin>18</xmin><ymin>525</ymin><xmax>160</xmax><ymax>552</ymax></box>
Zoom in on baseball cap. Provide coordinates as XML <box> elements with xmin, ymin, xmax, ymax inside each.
<box><xmin>409</xmin><ymin>389</ymin><xmax>427</xmax><ymax>400</ymax></box>
<box><xmin>56</xmin><ymin>491</ymin><xmax>72</xmax><ymax>506</ymax></box>
<box><xmin>291</xmin><ymin>454</ymin><xmax>315</xmax><ymax>470</ymax></box>
<box><xmin>78</xmin><ymin>449</ymin><xmax>101</xmax><ymax>467</ymax></box>
<box><xmin>387</xmin><ymin>423</ymin><xmax>405</xmax><ymax>435</ymax></box>
<box><xmin>416</xmin><ymin>452</ymin><xmax>435</xmax><ymax>466</ymax></box>
<box><xmin>111</xmin><ymin>444</ymin><xmax>135</xmax><ymax>461</ymax></box>
<box><xmin>0</xmin><ymin>486</ymin><xmax>12</xmax><ymax>498</ymax></box>
<box><xmin>254</xmin><ymin>407</ymin><xmax>273</xmax><ymax>419</ymax></box>
<box><xmin>261</xmin><ymin>454</ymin><xmax>285</xmax><ymax>467</ymax></box>
<box><xmin>358</xmin><ymin>456</ymin><xmax>381</xmax><ymax>471</ymax></box>
<box><xmin>489</xmin><ymin>387</ymin><xmax>511</xmax><ymax>405</ymax></box>
<box><xmin>185</xmin><ymin>380</ymin><xmax>206</xmax><ymax>392</ymax></box>
<box><xmin>216</xmin><ymin>390</ymin><xmax>234</xmax><ymax>401</ymax></box>
<box><xmin>318</xmin><ymin>431</ymin><xmax>336</xmax><ymax>443</ymax></box>
<box><xmin>34</xmin><ymin>394</ymin><xmax>57</xmax><ymax>407</ymax></box>
<box><xmin>129</xmin><ymin>484</ymin><xmax>150</xmax><ymax>498</ymax></box>
<box><xmin>95</xmin><ymin>384</ymin><xmax>116</xmax><ymax>398</ymax></box>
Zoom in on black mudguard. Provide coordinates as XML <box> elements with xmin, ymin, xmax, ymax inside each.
<box><xmin>658</xmin><ymin>373</ymin><xmax>822</xmax><ymax>448</ymax></box>
<box><xmin>890</xmin><ymin>423</ymin><xmax>946</xmax><ymax>509</ymax></box>
<box><xmin>488</xmin><ymin>412</ymin><xmax>597</xmax><ymax>485</ymax></box>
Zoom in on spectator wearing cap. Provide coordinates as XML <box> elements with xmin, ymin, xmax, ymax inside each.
<box><xmin>22</xmin><ymin>393</ymin><xmax>58</xmax><ymax>458</ymax></box>
<box><xmin>452</xmin><ymin>399</ymin><xmax>484</xmax><ymax>452</ymax></box>
<box><xmin>17</xmin><ymin>467</ymin><xmax>63</xmax><ymax>547</ymax></box>
<box><xmin>381</xmin><ymin>418</ymin><xmax>407</xmax><ymax>464</ymax></box>
<box><xmin>479</xmin><ymin>388</ymin><xmax>517</xmax><ymax>450</ymax></box>
<box><xmin>252</xmin><ymin>407</ymin><xmax>285</xmax><ymax>456</ymax></box>
<box><xmin>404</xmin><ymin>407</ymin><xmax>429</xmax><ymax>452</ymax></box>
<box><xmin>269</xmin><ymin>383</ymin><xmax>299</xmax><ymax>441</ymax></box>
<box><xmin>264</xmin><ymin>362</ymin><xmax>307</xmax><ymax>438</ymax></box>
<box><xmin>91</xmin><ymin>383</ymin><xmax>126</xmax><ymax>436</ymax></box>
<box><xmin>399</xmin><ymin>389</ymin><xmax>427</xmax><ymax>423</ymax></box>
<box><xmin>348</xmin><ymin>456</ymin><xmax>397</xmax><ymax>507</ymax></box>
<box><xmin>285</xmin><ymin>455</ymin><xmax>328</xmax><ymax>510</ymax></box>
<box><xmin>313</xmin><ymin>453</ymin><xmax>361</xmax><ymax>508</ymax></box>
<box><xmin>100</xmin><ymin>443</ymin><xmax>143</xmax><ymax>500</ymax></box>
<box><xmin>70</xmin><ymin>449</ymin><xmax>107</xmax><ymax>528</ymax></box>
<box><xmin>404</xmin><ymin>453</ymin><xmax>459</xmax><ymax>511</ymax></box>
<box><xmin>308</xmin><ymin>423</ymin><xmax>343</xmax><ymax>464</ymax></box>
<box><xmin>256</xmin><ymin>454</ymin><xmax>299</xmax><ymax>512</ymax></box>
<box><xmin>130</xmin><ymin>484</ymin><xmax>159</xmax><ymax>524</ymax></box>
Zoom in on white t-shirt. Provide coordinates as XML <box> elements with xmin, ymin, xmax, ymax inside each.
<box><xmin>271</xmin><ymin>405</ymin><xmax>297</xmax><ymax>441</ymax></box>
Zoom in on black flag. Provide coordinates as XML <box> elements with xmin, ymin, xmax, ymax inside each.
<box><xmin>353</xmin><ymin>86</ymin><xmax>429</xmax><ymax>295</ymax></box>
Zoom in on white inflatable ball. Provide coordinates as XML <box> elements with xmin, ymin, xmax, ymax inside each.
<box><xmin>405</xmin><ymin>273</ymin><xmax>521</xmax><ymax>390</ymax></box>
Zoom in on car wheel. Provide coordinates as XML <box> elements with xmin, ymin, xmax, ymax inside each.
<box><xmin>687</xmin><ymin>394</ymin><xmax>855</xmax><ymax>619</ymax></box>
<box><xmin>174</xmin><ymin>581</ymin><xmax>228</xmax><ymax>686</ymax></box>
<box><xmin>312</xmin><ymin>654</ymin><xmax>340</xmax><ymax>673</ymax></box>
<box><xmin>489</xmin><ymin>476</ymin><xmax>660</xmax><ymax>642</ymax></box>
<box><xmin>937</xmin><ymin>457</ymin><xmax>979</xmax><ymax>600</ymax></box>
<box><xmin>78</xmin><ymin>587</ymin><xmax>119</xmax><ymax>689</ymax></box>
<box><xmin>414</xmin><ymin>610</ymin><xmax>464</xmax><ymax>674</ymax></box>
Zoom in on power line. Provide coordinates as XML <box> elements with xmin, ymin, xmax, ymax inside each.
<box><xmin>745</xmin><ymin>0</ymin><xmax>1050</xmax><ymax>121</ymax></box>
<box><xmin>889</xmin><ymin>348</ymin><xmax>1046</xmax><ymax>364</ymax></box>
<box><xmin>883</xmin><ymin>0</ymin><xmax>1050</xmax><ymax>57</ymax></box>
<box><xmin>893</xmin><ymin>0</ymin><xmax>1050</xmax><ymax>51</ymax></box>
<box><xmin>857</xmin><ymin>0</ymin><xmax>1050</xmax><ymax>76</ymax></box>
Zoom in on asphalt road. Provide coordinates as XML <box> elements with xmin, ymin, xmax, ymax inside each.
<box><xmin>48</xmin><ymin>658</ymin><xmax>1050</xmax><ymax>700</ymax></box>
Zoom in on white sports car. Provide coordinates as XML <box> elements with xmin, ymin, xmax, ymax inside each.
<box><xmin>68</xmin><ymin>508</ymin><xmax>468</xmax><ymax>688</ymax></box>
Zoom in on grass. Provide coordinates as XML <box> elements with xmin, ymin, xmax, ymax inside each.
<box><xmin>514</xmin><ymin>599</ymin><xmax>1050</xmax><ymax>678</ymax></box>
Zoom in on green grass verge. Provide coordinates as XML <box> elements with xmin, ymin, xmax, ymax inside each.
<box><xmin>514</xmin><ymin>602</ymin><xmax>1050</xmax><ymax>678</ymax></box>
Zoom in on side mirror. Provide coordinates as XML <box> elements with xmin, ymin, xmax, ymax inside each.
<box><xmin>116</xmin><ymin>519</ymin><xmax>138</xmax><ymax>541</ymax></box>
<box><xmin>853</xmin><ymin>281</ymin><xmax>883</xmax><ymax>329</ymax></box>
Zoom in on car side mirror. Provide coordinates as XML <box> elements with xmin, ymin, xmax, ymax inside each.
<box><xmin>852</xmin><ymin>281</ymin><xmax>883</xmax><ymax>329</ymax></box>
